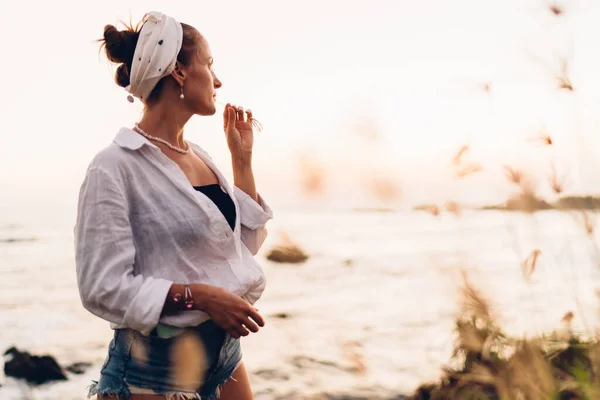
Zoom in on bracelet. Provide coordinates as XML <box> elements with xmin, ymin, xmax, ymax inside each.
<box><xmin>172</xmin><ymin>285</ymin><xmax>194</xmax><ymax>310</ymax></box>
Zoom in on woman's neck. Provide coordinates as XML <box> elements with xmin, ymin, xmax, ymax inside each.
<box><xmin>136</xmin><ymin>102</ymin><xmax>193</xmax><ymax>148</ymax></box>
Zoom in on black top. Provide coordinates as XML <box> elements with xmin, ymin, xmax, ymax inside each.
<box><xmin>193</xmin><ymin>184</ymin><xmax>236</xmax><ymax>231</ymax></box>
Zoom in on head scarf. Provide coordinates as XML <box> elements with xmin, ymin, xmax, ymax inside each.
<box><xmin>126</xmin><ymin>11</ymin><xmax>183</xmax><ymax>103</ymax></box>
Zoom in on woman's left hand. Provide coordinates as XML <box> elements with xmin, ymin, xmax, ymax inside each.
<box><xmin>223</xmin><ymin>103</ymin><xmax>254</xmax><ymax>165</ymax></box>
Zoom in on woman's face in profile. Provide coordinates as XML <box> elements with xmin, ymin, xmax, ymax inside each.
<box><xmin>180</xmin><ymin>32</ymin><xmax>222</xmax><ymax>116</ymax></box>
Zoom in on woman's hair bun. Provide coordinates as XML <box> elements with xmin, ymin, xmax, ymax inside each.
<box><xmin>101</xmin><ymin>24</ymin><xmax>140</xmax><ymax>88</ymax></box>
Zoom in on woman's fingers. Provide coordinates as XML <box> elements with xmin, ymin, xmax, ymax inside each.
<box><xmin>223</xmin><ymin>103</ymin><xmax>230</xmax><ymax>129</ymax></box>
<box><xmin>244</xmin><ymin>318</ymin><xmax>260</xmax><ymax>333</ymax></box>
<box><xmin>228</xmin><ymin>310</ymin><xmax>263</xmax><ymax>337</ymax></box>
<box><xmin>226</xmin><ymin>319</ymin><xmax>245</xmax><ymax>338</ymax></box>
<box><xmin>236</xmin><ymin>106</ymin><xmax>245</xmax><ymax>121</ymax></box>
<box><xmin>233</xmin><ymin>323</ymin><xmax>250</xmax><ymax>338</ymax></box>
<box><xmin>224</xmin><ymin>103</ymin><xmax>237</xmax><ymax>130</ymax></box>
<box><xmin>226</xmin><ymin>102</ymin><xmax>259</xmax><ymax>131</ymax></box>
<box><xmin>248</xmin><ymin>308</ymin><xmax>265</xmax><ymax>327</ymax></box>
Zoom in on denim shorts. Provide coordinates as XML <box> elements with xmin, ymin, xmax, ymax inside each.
<box><xmin>88</xmin><ymin>320</ymin><xmax>242</xmax><ymax>399</ymax></box>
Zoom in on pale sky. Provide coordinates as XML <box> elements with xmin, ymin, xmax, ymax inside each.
<box><xmin>1</xmin><ymin>0</ymin><xmax>600</xmax><ymax>210</ymax></box>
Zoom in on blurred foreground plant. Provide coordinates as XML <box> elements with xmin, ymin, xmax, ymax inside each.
<box><xmin>410</xmin><ymin>272</ymin><xmax>600</xmax><ymax>400</ymax></box>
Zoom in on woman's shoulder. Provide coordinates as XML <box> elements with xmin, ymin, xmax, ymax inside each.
<box><xmin>87</xmin><ymin>143</ymin><xmax>130</xmax><ymax>173</ymax></box>
<box><xmin>85</xmin><ymin>128</ymin><xmax>139</xmax><ymax>176</ymax></box>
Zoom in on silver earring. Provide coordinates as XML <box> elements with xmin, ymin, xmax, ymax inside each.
<box><xmin>179</xmin><ymin>87</ymin><xmax>185</xmax><ymax>100</ymax></box>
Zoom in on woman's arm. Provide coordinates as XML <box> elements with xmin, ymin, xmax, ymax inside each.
<box><xmin>233</xmin><ymin>160</ymin><xmax>257</xmax><ymax>203</ymax></box>
<box><xmin>224</xmin><ymin>104</ymin><xmax>274</xmax><ymax>254</ymax></box>
<box><xmin>232</xmin><ymin>160</ymin><xmax>273</xmax><ymax>255</ymax></box>
<box><xmin>75</xmin><ymin>168</ymin><xmax>172</xmax><ymax>336</ymax></box>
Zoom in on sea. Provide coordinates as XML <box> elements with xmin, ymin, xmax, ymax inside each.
<box><xmin>1</xmin><ymin>204</ymin><xmax>600</xmax><ymax>399</ymax></box>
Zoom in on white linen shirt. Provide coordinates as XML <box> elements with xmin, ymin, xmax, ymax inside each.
<box><xmin>74</xmin><ymin>127</ymin><xmax>272</xmax><ymax>336</ymax></box>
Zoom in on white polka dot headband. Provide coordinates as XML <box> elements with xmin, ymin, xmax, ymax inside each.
<box><xmin>126</xmin><ymin>11</ymin><xmax>183</xmax><ymax>103</ymax></box>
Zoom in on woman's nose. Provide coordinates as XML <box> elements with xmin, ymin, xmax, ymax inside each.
<box><xmin>213</xmin><ymin>73</ymin><xmax>222</xmax><ymax>89</ymax></box>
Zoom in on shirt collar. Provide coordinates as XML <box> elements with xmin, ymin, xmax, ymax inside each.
<box><xmin>113</xmin><ymin>127</ymin><xmax>158</xmax><ymax>151</ymax></box>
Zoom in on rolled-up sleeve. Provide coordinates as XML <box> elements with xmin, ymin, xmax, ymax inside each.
<box><xmin>233</xmin><ymin>186</ymin><xmax>273</xmax><ymax>255</ymax></box>
<box><xmin>74</xmin><ymin>168</ymin><xmax>173</xmax><ymax>335</ymax></box>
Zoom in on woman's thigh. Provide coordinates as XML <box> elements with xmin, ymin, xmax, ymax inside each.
<box><xmin>219</xmin><ymin>362</ymin><xmax>253</xmax><ymax>400</ymax></box>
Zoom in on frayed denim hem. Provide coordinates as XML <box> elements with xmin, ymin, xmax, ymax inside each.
<box><xmin>205</xmin><ymin>360</ymin><xmax>241</xmax><ymax>400</ymax></box>
<box><xmin>164</xmin><ymin>394</ymin><xmax>201</xmax><ymax>400</ymax></box>
<box><xmin>87</xmin><ymin>375</ymin><xmax>237</xmax><ymax>400</ymax></box>
<box><xmin>87</xmin><ymin>381</ymin><xmax>201</xmax><ymax>399</ymax></box>
<box><xmin>87</xmin><ymin>380</ymin><xmax>131</xmax><ymax>399</ymax></box>
<box><xmin>129</xmin><ymin>385</ymin><xmax>200</xmax><ymax>399</ymax></box>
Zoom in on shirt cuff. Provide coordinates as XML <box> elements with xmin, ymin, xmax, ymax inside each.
<box><xmin>124</xmin><ymin>277</ymin><xmax>174</xmax><ymax>336</ymax></box>
<box><xmin>233</xmin><ymin>186</ymin><xmax>273</xmax><ymax>230</ymax></box>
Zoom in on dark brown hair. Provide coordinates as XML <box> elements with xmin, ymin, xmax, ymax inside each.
<box><xmin>99</xmin><ymin>18</ymin><xmax>199</xmax><ymax>103</ymax></box>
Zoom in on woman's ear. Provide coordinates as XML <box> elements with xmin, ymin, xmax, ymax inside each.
<box><xmin>171</xmin><ymin>61</ymin><xmax>186</xmax><ymax>87</ymax></box>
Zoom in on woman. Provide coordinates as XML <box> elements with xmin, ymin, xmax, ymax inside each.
<box><xmin>74</xmin><ymin>11</ymin><xmax>272</xmax><ymax>400</ymax></box>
